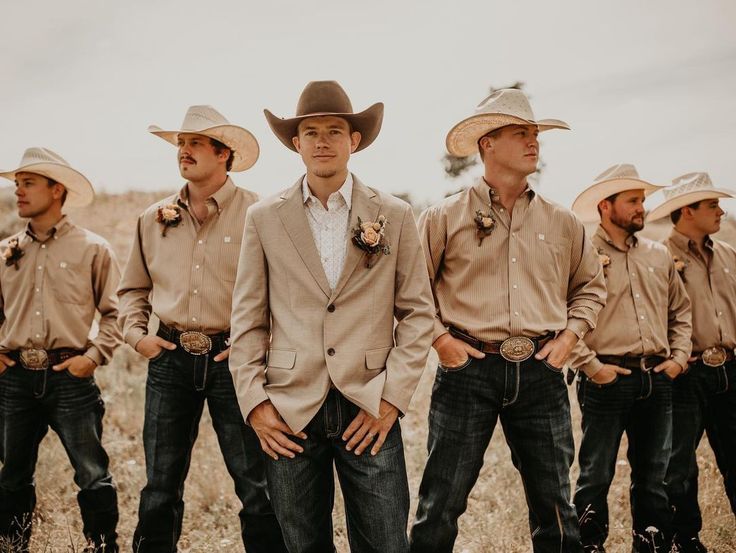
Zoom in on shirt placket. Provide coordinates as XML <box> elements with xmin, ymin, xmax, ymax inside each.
<box><xmin>505</xmin><ymin>199</ymin><xmax>527</xmax><ymax>336</ymax></box>
<box><xmin>626</xmin><ymin>250</ymin><xmax>650</xmax><ymax>354</ymax></box>
<box><xmin>31</xmin><ymin>240</ymin><xmax>48</xmax><ymax>346</ymax></box>
<box><xmin>187</xmin><ymin>211</ymin><xmax>213</xmax><ymax>331</ymax></box>
<box><xmin>708</xmin><ymin>255</ymin><xmax>726</xmax><ymax>345</ymax></box>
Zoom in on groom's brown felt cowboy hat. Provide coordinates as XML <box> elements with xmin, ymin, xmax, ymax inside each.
<box><xmin>264</xmin><ymin>80</ymin><xmax>384</xmax><ymax>152</ymax></box>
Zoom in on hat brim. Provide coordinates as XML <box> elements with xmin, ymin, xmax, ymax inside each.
<box><xmin>446</xmin><ymin>113</ymin><xmax>570</xmax><ymax>157</ymax></box>
<box><xmin>263</xmin><ymin>102</ymin><xmax>384</xmax><ymax>152</ymax></box>
<box><xmin>645</xmin><ymin>188</ymin><xmax>736</xmax><ymax>222</ymax></box>
<box><xmin>148</xmin><ymin>124</ymin><xmax>259</xmax><ymax>172</ymax></box>
<box><xmin>572</xmin><ymin>178</ymin><xmax>664</xmax><ymax>223</ymax></box>
<box><xmin>0</xmin><ymin>163</ymin><xmax>94</xmax><ymax>208</ymax></box>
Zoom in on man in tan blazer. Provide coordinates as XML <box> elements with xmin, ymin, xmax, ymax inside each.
<box><xmin>229</xmin><ymin>80</ymin><xmax>435</xmax><ymax>553</ymax></box>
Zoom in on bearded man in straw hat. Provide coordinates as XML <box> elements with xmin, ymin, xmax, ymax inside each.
<box><xmin>0</xmin><ymin>148</ymin><xmax>121</xmax><ymax>552</ymax></box>
<box><xmin>646</xmin><ymin>172</ymin><xmax>736</xmax><ymax>553</ymax></box>
<box><xmin>410</xmin><ymin>88</ymin><xmax>605</xmax><ymax>553</ymax></box>
<box><xmin>117</xmin><ymin>106</ymin><xmax>286</xmax><ymax>553</ymax></box>
<box><xmin>228</xmin><ymin>80</ymin><xmax>434</xmax><ymax>552</ymax></box>
<box><xmin>569</xmin><ymin>164</ymin><xmax>692</xmax><ymax>552</ymax></box>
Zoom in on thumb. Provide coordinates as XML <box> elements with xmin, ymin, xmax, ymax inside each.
<box><xmin>53</xmin><ymin>359</ymin><xmax>71</xmax><ymax>371</ymax></box>
<box><xmin>158</xmin><ymin>337</ymin><xmax>177</xmax><ymax>350</ymax></box>
<box><xmin>614</xmin><ymin>366</ymin><xmax>632</xmax><ymax>375</ymax></box>
<box><xmin>463</xmin><ymin>343</ymin><xmax>485</xmax><ymax>359</ymax></box>
<box><xmin>534</xmin><ymin>341</ymin><xmax>553</xmax><ymax>360</ymax></box>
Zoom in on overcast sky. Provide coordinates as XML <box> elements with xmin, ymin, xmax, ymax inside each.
<box><xmin>2</xmin><ymin>0</ymin><xmax>735</xmax><ymax>212</ymax></box>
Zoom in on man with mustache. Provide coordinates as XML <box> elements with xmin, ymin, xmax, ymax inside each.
<box><xmin>569</xmin><ymin>164</ymin><xmax>692</xmax><ymax>552</ymax></box>
<box><xmin>647</xmin><ymin>173</ymin><xmax>736</xmax><ymax>553</ymax></box>
<box><xmin>117</xmin><ymin>106</ymin><xmax>286</xmax><ymax>553</ymax></box>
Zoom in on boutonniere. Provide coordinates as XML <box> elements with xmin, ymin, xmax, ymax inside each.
<box><xmin>597</xmin><ymin>247</ymin><xmax>611</xmax><ymax>278</ymax></box>
<box><xmin>474</xmin><ymin>209</ymin><xmax>496</xmax><ymax>246</ymax></box>
<box><xmin>352</xmin><ymin>215</ymin><xmax>390</xmax><ymax>268</ymax></box>
<box><xmin>156</xmin><ymin>203</ymin><xmax>182</xmax><ymax>237</ymax></box>
<box><xmin>2</xmin><ymin>238</ymin><xmax>24</xmax><ymax>270</ymax></box>
<box><xmin>673</xmin><ymin>255</ymin><xmax>688</xmax><ymax>282</ymax></box>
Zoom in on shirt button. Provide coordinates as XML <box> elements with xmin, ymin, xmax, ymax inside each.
<box><xmin>640</xmin><ymin>315</ymin><xmax>645</xmax><ymax>320</ymax></box>
<box><xmin>631</xmin><ymin>272</ymin><xmax>636</xmax><ymax>277</ymax></box>
<box><xmin>35</xmin><ymin>334</ymin><xmax>40</xmax><ymax>338</ymax></box>
<box><xmin>635</xmin><ymin>294</ymin><xmax>640</xmax><ymax>299</ymax></box>
<box><xmin>327</xmin><ymin>304</ymin><xmax>335</xmax><ymax>312</ymax></box>
<box><xmin>35</xmin><ymin>311</ymin><xmax>40</xmax><ymax>316</ymax></box>
<box><xmin>725</xmin><ymin>269</ymin><xmax>730</xmax><ymax>273</ymax></box>
<box><xmin>514</xmin><ymin>311</ymin><xmax>519</xmax><ymax>316</ymax></box>
<box><xmin>198</xmin><ymin>240</ymin><xmax>203</xmax><ymax>244</ymax></box>
<box><xmin>35</xmin><ymin>288</ymin><xmax>40</xmax><ymax>293</ymax></box>
<box><xmin>193</xmin><ymin>289</ymin><xmax>198</xmax><ymax>294</ymax></box>
<box><xmin>327</xmin><ymin>348</ymin><xmax>336</xmax><ymax>356</ymax></box>
<box><xmin>191</xmin><ymin>317</ymin><xmax>197</xmax><ymax>322</ymax></box>
<box><xmin>511</xmin><ymin>257</ymin><xmax>517</xmax><ymax>263</ymax></box>
<box><xmin>195</xmin><ymin>265</ymin><xmax>200</xmax><ymax>270</ymax></box>
<box><xmin>37</xmin><ymin>266</ymin><xmax>42</xmax><ymax>270</ymax></box>
<box><xmin>719</xmin><ymin>311</ymin><xmax>723</xmax><ymax>316</ymax></box>
<box><xmin>512</xmin><ymin>284</ymin><xmax>518</xmax><ymax>290</ymax></box>
<box><xmin>41</xmin><ymin>244</ymin><xmax>46</xmax><ymax>249</ymax></box>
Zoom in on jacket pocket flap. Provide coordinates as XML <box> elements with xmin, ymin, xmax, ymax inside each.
<box><xmin>365</xmin><ymin>347</ymin><xmax>392</xmax><ymax>370</ymax></box>
<box><xmin>267</xmin><ymin>349</ymin><xmax>296</xmax><ymax>369</ymax></box>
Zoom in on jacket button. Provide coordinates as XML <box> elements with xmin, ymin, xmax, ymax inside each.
<box><xmin>327</xmin><ymin>304</ymin><xmax>335</xmax><ymax>312</ymax></box>
<box><xmin>327</xmin><ymin>348</ymin><xmax>335</xmax><ymax>356</ymax></box>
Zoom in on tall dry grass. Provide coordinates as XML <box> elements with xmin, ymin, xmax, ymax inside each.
<box><xmin>0</xmin><ymin>188</ymin><xmax>733</xmax><ymax>552</ymax></box>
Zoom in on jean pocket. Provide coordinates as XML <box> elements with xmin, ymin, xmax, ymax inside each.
<box><xmin>438</xmin><ymin>356</ymin><xmax>472</xmax><ymax>373</ymax></box>
<box><xmin>588</xmin><ymin>374</ymin><xmax>619</xmax><ymax>388</ymax></box>
<box><xmin>64</xmin><ymin>369</ymin><xmax>93</xmax><ymax>382</ymax></box>
<box><xmin>541</xmin><ymin>359</ymin><xmax>563</xmax><ymax>374</ymax></box>
<box><xmin>148</xmin><ymin>348</ymin><xmax>168</xmax><ymax>364</ymax></box>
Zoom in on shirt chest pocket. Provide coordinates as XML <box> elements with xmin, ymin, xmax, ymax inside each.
<box><xmin>49</xmin><ymin>262</ymin><xmax>91</xmax><ymax>305</ymax></box>
<box><xmin>534</xmin><ymin>235</ymin><xmax>567</xmax><ymax>282</ymax></box>
<box><xmin>216</xmin><ymin>237</ymin><xmax>242</xmax><ymax>283</ymax></box>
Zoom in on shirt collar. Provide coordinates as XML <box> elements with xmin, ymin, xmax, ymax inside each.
<box><xmin>302</xmin><ymin>173</ymin><xmax>353</xmax><ymax>210</ymax></box>
<box><xmin>669</xmin><ymin>228</ymin><xmax>713</xmax><ymax>254</ymax></box>
<box><xmin>177</xmin><ymin>177</ymin><xmax>236</xmax><ymax>215</ymax></box>
<box><xmin>596</xmin><ymin>224</ymin><xmax>638</xmax><ymax>251</ymax></box>
<box><xmin>471</xmin><ymin>177</ymin><xmax>535</xmax><ymax>205</ymax></box>
<box><xmin>25</xmin><ymin>215</ymin><xmax>72</xmax><ymax>242</ymax></box>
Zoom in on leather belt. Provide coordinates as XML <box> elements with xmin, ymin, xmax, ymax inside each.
<box><xmin>9</xmin><ymin>348</ymin><xmax>85</xmax><ymax>371</ymax></box>
<box><xmin>448</xmin><ymin>326</ymin><xmax>554</xmax><ymax>362</ymax></box>
<box><xmin>157</xmin><ymin>322</ymin><xmax>229</xmax><ymax>356</ymax></box>
<box><xmin>598</xmin><ymin>355</ymin><xmax>666</xmax><ymax>372</ymax></box>
<box><xmin>693</xmin><ymin>346</ymin><xmax>735</xmax><ymax>367</ymax></box>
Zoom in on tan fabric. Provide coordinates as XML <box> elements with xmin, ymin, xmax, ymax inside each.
<box><xmin>569</xmin><ymin>226</ymin><xmax>692</xmax><ymax>377</ymax></box>
<box><xmin>118</xmin><ymin>177</ymin><xmax>258</xmax><ymax>348</ymax></box>
<box><xmin>665</xmin><ymin>229</ymin><xmax>736</xmax><ymax>353</ymax></box>
<box><xmin>418</xmin><ymin>177</ymin><xmax>606</xmax><ymax>344</ymax></box>
<box><xmin>229</xmin><ymin>175</ymin><xmax>435</xmax><ymax>433</ymax></box>
<box><xmin>0</xmin><ymin>216</ymin><xmax>121</xmax><ymax>365</ymax></box>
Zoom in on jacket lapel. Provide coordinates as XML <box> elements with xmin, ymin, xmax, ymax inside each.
<box><xmin>330</xmin><ymin>176</ymin><xmax>380</xmax><ymax>302</ymax></box>
<box><xmin>277</xmin><ymin>179</ymin><xmax>332</xmax><ymax>298</ymax></box>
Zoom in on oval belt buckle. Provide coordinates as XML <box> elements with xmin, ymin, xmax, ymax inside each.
<box><xmin>702</xmin><ymin>346</ymin><xmax>727</xmax><ymax>367</ymax></box>
<box><xmin>179</xmin><ymin>331</ymin><xmax>212</xmax><ymax>356</ymax></box>
<box><xmin>20</xmin><ymin>348</ymin><xmax>49</xmax><ymax>370</ymax></box>
<box><xmin>500</xmin><ymin>336</ymin><xmax>535</xmax><ymax>362</ymax></box>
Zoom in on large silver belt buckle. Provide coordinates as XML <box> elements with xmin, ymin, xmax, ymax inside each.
<box><xmin>702</xmin><ymin>346</ymin><xmax>727</xmax><ymax>367</ymax></box>
<box><xmin>19</xmin><ymin>348</ymin><xmax>49</xmax><ymax>370</ymax></box>
<box><xmin>179</xmin><ymin>331</ymin><xmax>212</xmax><ymax>356</ymax></box>
<box><xmin>500</xmin><ymin>336</ymin><xmax>535</xmax><ymax>362</ymax></box>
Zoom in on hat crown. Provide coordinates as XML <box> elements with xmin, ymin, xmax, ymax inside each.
<box><xmin>474</xmin><ymin>88</ymin><xmax>535</xmax><ymax>120</ymax></box>
<box><xmin>296</xmin><ymin>81</ymin><xmax>354</xmax><ymax>117</ymax></box>
<box><xmin>19</xmin><ymin>147</ymin><xmax>69</xmax><ymax>168</ymax></box>
<box><xmin>180</xmin><ymin>105</ymin><xmax>230</xmax><ymax>132</ymax></box>
<box><xmin>664</xmin><ymin>172</ymin><xmax>714</xmax><ymax>199</ymax></box>
<box><xmin>594</xmin><ymin>163</ymin><xmax>640</xmax><ymax>183</ymax></box>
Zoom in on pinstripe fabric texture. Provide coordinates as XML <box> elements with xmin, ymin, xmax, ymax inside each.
<box><xmin>569</xmin><ymin>226</ymin><xmax>692</xmax><ymax>377</ymax></box>
<box><xmin>419</xmin><ymin>177</ymin><xmax>605</xmax><ymax>344</ymax></box>
<box><xmin>117</xmin><ymin>177</ymin><xmax>257</xmax><ymax>348</ymax></box>
<box><xmin>666</xmin><ymin>229</ymin><xmax>736</xmax><ymax>353</ymax></box>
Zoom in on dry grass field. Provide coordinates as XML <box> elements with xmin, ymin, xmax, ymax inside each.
<box><xmin>0</xmin><ymin>188</ymin><xmax>734</xmax><ymax>552</ymax></box>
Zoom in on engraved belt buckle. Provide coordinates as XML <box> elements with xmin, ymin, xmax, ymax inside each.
<box><xmin>179</xmin><ymin>331</ymin><xmax>212</xmax><ymax>356</ymax></box>
<box><xmin>499</xmin><ymin>336</ymin><xmax>535</xmax><ymax>362</ymax></box>
<box><xmin>702</xmin><ymin>346</ymin><xmax>727</xmax><ymax>368</ymax></box>
<box><xmin>19</xmin><ymin>348</ymin><xmax>49</xmax><ymax>370</ymax></box>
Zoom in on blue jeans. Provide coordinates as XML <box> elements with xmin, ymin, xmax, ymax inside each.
<box><xmin>265</xmin><ymin>389</ymin><xmax>411</xmax><ymax>553</ymax></box>
<box><xmin>0</xmin><ymin>365</ymin><xmax>118</xmax><ymax>552</ymax></box>
<box><xmin>665</xmin><ymin>360</ymin><xmax>736</xmax><ymax>543</ymax></box>
<box><xmin>574</xmin><ymin>370</ymin><xmax>673</xmax><ymax>552</ymax></box>
<box><xmin>410</xmin><ymin>356</ymin><xmax>582</xmax><ymax>553</ymax></box>
<box><xmin>133</xmin><ymin>349</ymin><xmax>286</xmax><ymax>553</ymax></box>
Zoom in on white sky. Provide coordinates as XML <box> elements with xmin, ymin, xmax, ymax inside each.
<box><xmin>1</xmin><ymin>0</ymin><xmax>735</xmax><ymax>212</ymax></box>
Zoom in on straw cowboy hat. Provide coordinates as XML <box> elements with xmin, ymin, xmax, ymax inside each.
<box><xmin>264</xmin><ymin>80</ymin><xmax>384</xmax><ymax>152</ymax></box>
<box><xmin>148</xmin><ymin>105</ymin><xmax>259</xmax><ymax>172</ymax></box>
<box><xmin>0</xmin><ymin>147</ymin><xmax>94</xmax><ymax>208</ymax></box>
<box><xmin>571</xmin><ymin>164</ymin><xmax>663</xmax><ymax>223</ymax></box>
<box><xmin>646</xmin><ymin>172</ymin><xmax>735</xmax><ymax>222</ymax></box>
<box><xmin>445</xmin><ymin>88</ymin><xmax>570</xmax><ymax>157</ymax></box>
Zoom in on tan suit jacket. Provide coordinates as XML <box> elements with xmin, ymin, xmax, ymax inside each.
<box><xmin>229</xmin><ymin>175</ymin><xmax>435</xmax><ymax>433</ymax></box>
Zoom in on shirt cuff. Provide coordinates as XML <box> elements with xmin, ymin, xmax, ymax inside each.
<box><xmin>581</xmin><ymin>357</ymin><xmax>604</xmax><ymax>378</ymax></box>
<box><xmin>432</xmin><ymin>318</ymin><xmax>449</xmax><ymax>344</ymax></box>
<box><xmin>125</xmin><ymin>328</ymin><xmax>147</xmax><ymax>351</ymax></box>
<box><xmin>84</xmin><ymin>347</ymin><xmax>104</xmax><ymax>367</ymax></box>
<box><xmin>565</xmin><ymin>318</ymin><xmax>590</xmax><ymax>340</ymax></box>
<box><xmin>670</xmin><ymin>350</ymin><xmax>689</xmax><ymax>370</ymax></box>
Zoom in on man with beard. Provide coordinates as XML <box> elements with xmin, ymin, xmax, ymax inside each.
<box><xmin>647</xmin><ymin>173</ymin><xmax>736</xmax><ymax>553</ymax></box>
<box><xmin>570</xmin><ymin>164</ymin><xmax>692</xmax><ymax>552</ymax></box>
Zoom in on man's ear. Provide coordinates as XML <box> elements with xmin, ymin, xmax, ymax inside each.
<box><xmin>292</xmin><ymin>135</ymin><xmax>301</xmax><ymax>152</ymax></box>
<box><xmin>350</xmin><ymin>131</ymin><xmax>361</xmax><ymax>153</ymax></box>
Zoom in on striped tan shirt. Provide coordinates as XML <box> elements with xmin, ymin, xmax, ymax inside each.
<box><xmin>117</xmin><ymin>178</ymin><xmax>258</xmax><ymax>348</ymax></box>
<box><xmin>569</xmin><ymin>226</ymin><xmax>692</xmax><ymax>377</ymax></box>
<box><xmin>665</xmin><ymin>229</ymin><xmax>736</xmax><ymax>353</ymax></box>
<box><xmin>419</xmin><ymin>177</ymin><xmax>606</xmax><ymax>343</ymax></box>
<box><xmin>0</xmin><ymin>216</ymin><xmax>122</xmax><ymax>365</ymax></box>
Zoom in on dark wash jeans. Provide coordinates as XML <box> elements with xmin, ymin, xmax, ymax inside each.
<box><xmin>574</xmin><ymin>369</ymin><xmax>673</xmax><ymax>552</ymax></box>
<box><xmin>133</xmin><ymin>348</ymin><xmax>286</xmax><ymax>553</ymax></box>
<box><xmin>410</xmin><ymin>356</ymin><xmax>583</xmax><ymax>553</ymax></box>
<box><xmin>665</xmin><ymin>360</ymin><xmax>736</xmax><ymax>542</ymax></box>
<box><xmin>0</xmin><ymin>365</ymin><xmax>118</xmax><ymax>552</ymax></box>
<box><xmin>265</xmin><ymin>388</ymin><xmax>411</xmax><ymax>553</ymax></box>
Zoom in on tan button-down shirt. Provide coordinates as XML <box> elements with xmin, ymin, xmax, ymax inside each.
<box><xmin>302</xmin><ymin>174</ymin><xmax>353</xmax><ymax>290</ymax></box>
<box><xmin>665</xmin><ymin>229</ymin><xmax>736</xmax><ymax>353</ymax></box>
<box><xmin>117</xmin><ymin>178</ymin><xmax>258</xmax><ymax>348</ymax></box>
<box><xmin>569</xmin><ymin>226</ymin><xmax>692</xmax><ymax>377</ymax></box>
<box><xmin>419</xmin><ymin>177</ymin><xmax>606</xmax><ymax>343</ymax></box>
<box><xmin>0</xmin><ymin>216</ymin><xmax>121</xmax><ymax>365</ymax></box>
